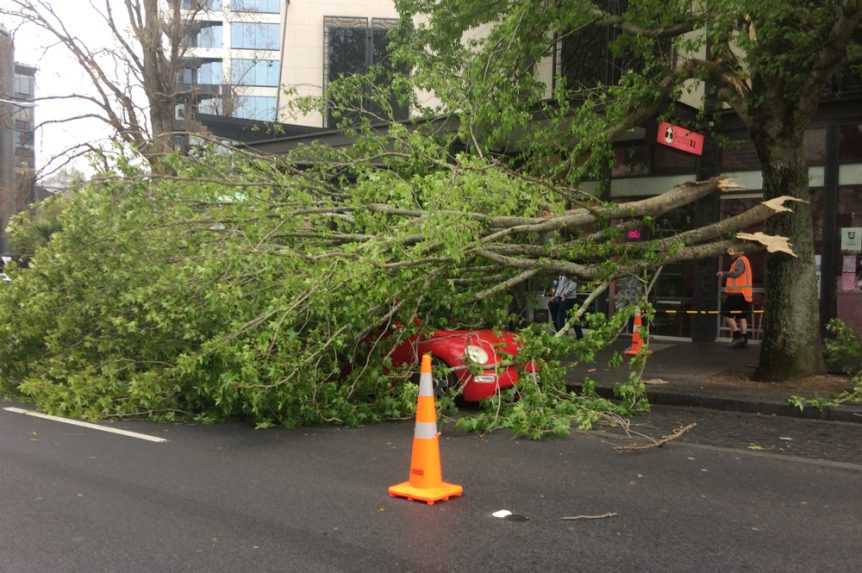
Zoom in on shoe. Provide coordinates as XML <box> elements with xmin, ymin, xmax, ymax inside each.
<box><xmin>728</xmin><ymin>331</ymin><xmax>741</xmax><ymax>348</ymax></box>
<box><xmin>730</xmin><ymin>335</ymin><xmax>748</xmax><ymax>349</ymax></box>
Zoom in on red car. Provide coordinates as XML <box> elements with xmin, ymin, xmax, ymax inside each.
<box><xmin>388</xmin><ymin>327</ymin><xmax>536</xmax><ymax>402</ymax></box>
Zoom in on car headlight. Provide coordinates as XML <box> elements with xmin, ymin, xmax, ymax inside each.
<box><xmin>465</xmin><ymin>345</ymin><xmax>490</xmax><ymax>365</ymax></box>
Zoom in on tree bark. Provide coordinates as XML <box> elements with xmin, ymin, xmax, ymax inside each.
<box><xmin>753</xmin><ymin>137</ymin><xmax>825</xmax><ymax>380</ymax></box>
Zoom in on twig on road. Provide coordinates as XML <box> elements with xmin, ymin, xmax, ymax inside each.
<box><xmin>561</xmin><ymin>512</ymin><xmax>619</xmax><ymax>521</ymax></box>
<box><xmin>615</xmin><ymin>422</ymin><xmax>697</xmax><ymax>452</ymax></box>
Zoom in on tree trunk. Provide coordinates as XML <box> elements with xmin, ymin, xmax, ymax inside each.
<box><xmin>753</xmin><ymin>137</ymin><xmax>825</xmax><ymax>380</ymax></box>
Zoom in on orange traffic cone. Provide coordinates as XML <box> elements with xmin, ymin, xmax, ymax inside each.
<box><xmin>624</xmin><ymin>307</ymin><xmax>651</xmax><ymax>356</ymax></box>
<box><xmin>388</xmin><ymin>353</ymin><xmax>463</xmax><ymax>505</ymax></box>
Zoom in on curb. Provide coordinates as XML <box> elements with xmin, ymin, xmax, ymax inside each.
<box><xmin>567</xmin><ymin>384</ymin><xmax>862</xmax><ymax>424</ymax></box>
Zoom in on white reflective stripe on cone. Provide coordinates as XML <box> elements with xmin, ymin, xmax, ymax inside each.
<box><xmin>414</xmin><ymin>420</ymin><xmax>438</xmax><ymax>439</ymax></box>
<box><xmin>418</xmin><ymin>371</ymin><xmax>434</xmax><ymax>397</ymax></box>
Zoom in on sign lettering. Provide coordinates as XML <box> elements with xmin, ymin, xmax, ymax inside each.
<box><xmin>657</xmin><ymin>121</ymin><xmax>704</xmax><ymax>156</ymax></box>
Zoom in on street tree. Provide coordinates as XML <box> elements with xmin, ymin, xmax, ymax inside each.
<box><xmin>390</xmin><ymin>0</ymin><xmax>862</xmax><ymax>380</ymax></box>
<box><xmin>0</xmin><ymin>0</ymin><xmax>220</xmax><ymax>169</ymax></box>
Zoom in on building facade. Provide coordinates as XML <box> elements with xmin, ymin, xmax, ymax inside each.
<box><xmin>0</xmin><ymin>27</ymin><xmax>36</xmax><ymax>255</ymax></box>
<box><xmin>544</xmin><ymin>14</ymin><xmax>862</xmax><ymax>339</ymax></box>
<box><xmin>179</xmin><ymin>0</ymin><xmax>284</xmax><ymax>122</ymax></box>
<box><xmin>278</xmin><ymin>0</ymin><xmax>402</xmax><ymax>128</ymax></box>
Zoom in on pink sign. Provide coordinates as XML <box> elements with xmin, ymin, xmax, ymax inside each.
<box><xmin>657</xmin><ymin>122</ymin><xmax>704</xmax><ymax>156</ymax></box>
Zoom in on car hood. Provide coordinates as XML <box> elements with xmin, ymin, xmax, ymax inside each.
<box><xmin>424</xmin><ymin>329</ymin><xmax>521</xmax><ymax>363</ymax></box>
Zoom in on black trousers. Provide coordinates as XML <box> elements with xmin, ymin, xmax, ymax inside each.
<box><xmin>548</xmin><ymin>298</ymin><xmax>583</xmax><ymax>338</ymax></box>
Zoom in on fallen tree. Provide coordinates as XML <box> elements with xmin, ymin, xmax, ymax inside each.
<box><xmin>0</xmin><ymin>139</ymin><xmax>795</xmax><ymax>435</ymax></box>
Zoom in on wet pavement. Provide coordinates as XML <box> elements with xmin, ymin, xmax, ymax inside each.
<box><xmin>591</xmin><ymin>404</ymin><xmax>862</xmax><ymax>466</ymax></box>
<box><xmin>563</xmin><ymin>337</ymin><xmax>862</xmax><ymax>424</ymax></box>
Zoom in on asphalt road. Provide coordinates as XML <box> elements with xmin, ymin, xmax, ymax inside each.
<box><xmin>2</xmin><ymin>400</ymin><xmax>861</xmax><ymax>573</ymax></box>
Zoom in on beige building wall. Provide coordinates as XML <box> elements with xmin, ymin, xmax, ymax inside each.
<box><xmin>676</xmin><ymin>30</ymin><xmax>707</xmax><ymax>110</ymax></box>
<box><xmin>278</xmin><ymin>0</ymin><xmax>399</xmax><ymax>127</ymax></box>
<box><xmin>277</xmin><ymin>4</ymin><xmax>708</xmax><ymax>127</ymax></box>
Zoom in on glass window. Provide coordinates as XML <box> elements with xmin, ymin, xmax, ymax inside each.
<box><xmin>198</xmin><ymin>61</ymin><xmax>223</xmax><ymax>85</ymax></box>
<box><xmin>556</xmin><ymin>0</ymin><xmax>669</xmax><ymax>93</ymax></box>
<box><xmin>180</xmin><ymin>62</ymin><xmax>221</xmax><ymax>85</ymax></box>
<box><xmin>722</xmin><ymin>129</ymin><xmax>830</xmax><ymax>169</ymax></box>
<box><xmin>14</xmin><ymin>74</ymin><xmax>34</xmax><ymax>97</ymax></box>
<box><xmin>231</xmin><ymin>22</ymin><xmax>280</xmax><ymax>50</ymax></box>
<box><xmin>13</xmin><ymin>107</ymin><xmax>32</xmax><ymax>124</ymax></box>
<box><xmin>232</xmin><ymin>95</ymin><xmax>277</xmax><ymax>120</ymax></box>
<box><xmin>810</xmin><ymin>187</ymin><xmax>862</xmax><ymax>281</ymax></box>
<box><xmin>840</xmin><ymin>124</ymin><xmax>862</xmax><ymax>164</ymax></box>
<box><xmin>231</xmin><ymin>59</ymin><xmax>279</xmax><ymax>86</ymax></box>
<box><xmin>198</xmin><ymin>98</ymin><xmax>223</xmax><ymax>115</ymax></box>
<box><xmin>804</xmin><ymin>128</ymin><xmax>826</xmax><ymax>166</ymax></box>
<box><xmin>721</xmin><ymin>140</ymin><xmax>761</xmax><ymax>171</ymax></box>
<box><xmin>230</xmin><ymin>0</ymin><xmax>280</xmax><ymax>13</ymax></box>
<box><xmin>612</xmin><ymin>143</ymin><xmax>650</xmax><ymax>177</ymax></box>
<box><xmin>559</xmin><ymin>19</ymin><xmax>610</xmax><ymax>90</ymax></box>
<box><xmin>653</xmin><ymin>144</ymin><xmax>697</xmax><ymax>175</ymax></box>
<box><xmin>323</xmin><ymin>17</ymin><xmax>407</xmax><ymax>127</ymax></box>
<box><xmin>327</xmin><ymin>26</ymin><xmax>367</xmax><ymax>81</ymax></box>
<box><xmin>14</xmin><ymin>130</ymin><xmax>34</xmax><ymax>148</ymax></box>
<box><xmin>182</xmin><ymin>0</ymin><xmax>221</xmax><ymax>10</ymax></box>
<box><xmin>194</xmin><ymin>22</ymin><xmax>223</xmax><ymax>48</ymax></box>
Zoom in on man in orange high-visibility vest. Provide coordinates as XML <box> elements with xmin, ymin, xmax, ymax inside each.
<box><xmin>717</xmin><ymin>247</ymin><xmax>753</xmax><ymax>348</ymax></box>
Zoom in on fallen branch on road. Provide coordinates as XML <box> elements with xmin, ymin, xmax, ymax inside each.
<box><xmin>615</xmin><ymin>423</ymin><xmax>697</xmax><ymax>452</ymax></box>
<box><xmin>561</xmin><ymin>512</ymin><xmax>619</xmax><ymax>521</ymax></box>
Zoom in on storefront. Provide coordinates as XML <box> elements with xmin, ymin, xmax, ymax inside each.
<box><xmin>603</xmin><ymin>111</ymin><xmax>862</xmax><ymax>340</ymax></box>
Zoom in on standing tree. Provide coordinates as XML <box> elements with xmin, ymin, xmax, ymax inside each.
<box><xmin>391</xmin><ymin>0</ymin><xmax>862</xmax><ymax>380</ymax></box>
<box><xmin>0</xmin><ymin>0</ymin><xmax>221</xmax><ymax>169</ymax></box>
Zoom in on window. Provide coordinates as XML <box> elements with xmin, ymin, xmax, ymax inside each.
<box><xmin>180</xmin><ymin>61</ymin><xmax>222</xmax><ymax>86</ymax></box>
<box><xmin>197</xmin><ymin>61</ymin><xmax>223</xmax><ymax>85</ymax></box>
<box><xmin>803</xmin><ymin>128</ymin><xmax>827</xmax><ymax>166</ymax></box>
<box><xmin>14</xmin><ymin>74</ymin><xmax>34</xmax><ymax>97</ymax></box>
<box><xmin>555</xmin><ymin>0</ymin><xmax>673</xmax><ymax>95</ymax></box>
<box><xmin>14</xmin><ymin>130</ymin><xmax>34</xmax><ymax>148</ymax></box>
<box><xmin>230</xmin><ymin>0</ymin><xmax>279</xmax><ymax>13</ymax></box>
<box><xmin>612</xmin><ymin>144</ymin><xmax>650</xmax><ymax>177</ymax></box>
<box><xmin>193</xmin><ymin>22</ymin><xmax>223</xmax><ymax>48</ymax></box>
<box><xmin>231</xmin><ymin>59</ymin><xmax>279</xmax><ymax>86</ymax></box>
<box><xmin>722</xmin><ymin>129</ymin><xmax>829</xmax><ymax>170</ymax></box>
<box><xmin>182</xmin><ymin>0</ymin><xmax>221</xmax><ymax>10</ymax></box>
<box><xmin>198</xmin><ymin>98</ymin><xmax>222</xmax><ymax>115</ymax></box>
<box><xmin>13</xmin><ymin>107</ymin><xmax>32</xmax><ymax>125</ymax></box>
<box><xmin>829</xmin><ymin>28</ymin><xmax>862</xmax><ymax>98</ymax></box>
<box><xmin>323</xmin><ymin>17</ymin><xmax>408</xmax><ymax>128</ymax></box>
<box><xmin>840</xmin><ymin>124</ymin><xmax>862</xmax><ymax>164</ymax></box>
<box><xmin>231</xmin><ymin>22</ymin><xmax>280</xmax><ymax>50</ymax></box>
<box><xmin>558</xmin><ymin>14</ymin><xmax>611</xmax><ymax>89</ymax></box>
<box><xmin>232</xmin><ymin>95</ymin><xmax>277</xmax><ymax>121</ymax></box>
<box><xmin>721</xmin><ymin>140</ymin><xmax>761</xmax><ymax>171</ymax></box>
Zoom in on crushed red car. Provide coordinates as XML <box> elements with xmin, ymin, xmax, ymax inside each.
<box><xmin>388</xmin><ymin>327</ymin><xmax>537</xmax><ymax>402</ymax></box>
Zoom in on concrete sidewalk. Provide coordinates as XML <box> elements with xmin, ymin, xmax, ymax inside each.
<box><xmin>562</xmin><ymin>337</ymin><xmax>862</xmax><ymax>423</ymax></box>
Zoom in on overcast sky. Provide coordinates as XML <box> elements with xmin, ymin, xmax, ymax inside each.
<box><xmin>5</xmin><ymin>1</ymin><xmax>125</xmax><ymax>179</ymax></box>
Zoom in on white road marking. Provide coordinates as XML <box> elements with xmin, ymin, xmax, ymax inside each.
<box><xmin>3</xmin><ymin>407</ymin><xmax>167</xmax><ymax>443</ymax></box>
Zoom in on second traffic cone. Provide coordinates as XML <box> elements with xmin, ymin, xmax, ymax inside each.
<box><xmin>388</xmin><ymin>353</ymin><xmax>463</xmax><ymax>505</ymax></box>
<box><xmin>624</xmin><ymin>307</ymin><xmax>651</xmax><ymax>355</ymax></box>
